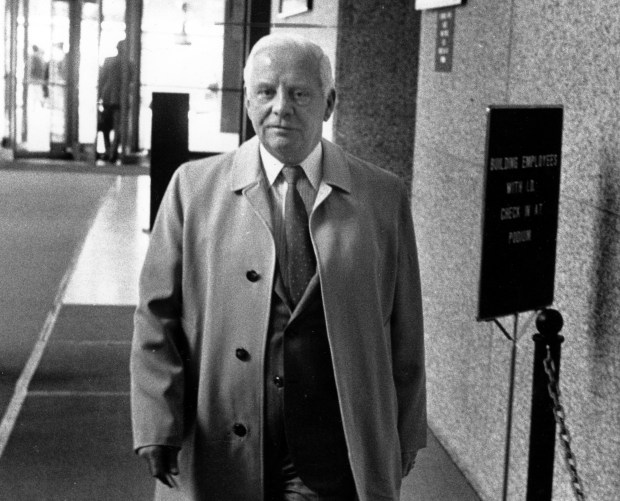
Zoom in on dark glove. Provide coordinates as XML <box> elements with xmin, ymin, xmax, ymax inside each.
<box><xmin>137</xmin><ymin>445</ymin><xmax>180</xmax><ymax>488</ymax></box>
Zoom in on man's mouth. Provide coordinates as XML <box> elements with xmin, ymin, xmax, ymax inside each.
<box><xmin>267</xmin><ymin>124</ymin><xmax>295</xmax><ymax>131</ymax></box>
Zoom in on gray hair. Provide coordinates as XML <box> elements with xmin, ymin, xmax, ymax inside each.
<box><xmin>243</xmin><ymin>33</ymin><xmax>335</xmax><ymax>98</ymax></box>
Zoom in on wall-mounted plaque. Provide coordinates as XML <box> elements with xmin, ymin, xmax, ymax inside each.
<box><xmin>477</xmin><ymin>106</ymin><xmax>563</xmax><ymax>321</ymax></box>
<box><xmin>435</xmin><ymin>8</ymin><xmax>455</xmax><ymax>72</ymax></box>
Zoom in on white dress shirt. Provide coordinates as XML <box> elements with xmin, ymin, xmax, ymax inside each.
<box><xmin>259</xmin><ymin>142</ymin><xmax>323</xmax><ymax>217</ymax></box>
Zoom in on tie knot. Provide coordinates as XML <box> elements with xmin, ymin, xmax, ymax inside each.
<box><xmin>281</xmin><ymin>165</ymin><xmax>304</xmax><ymax>185</ymax></box>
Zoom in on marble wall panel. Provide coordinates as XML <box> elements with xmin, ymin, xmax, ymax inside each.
<box><xmin>415</xmin><ymin>3</ymin><xmax>513</xmax><ymax>167</ymax></box>
<box><xmin>334</xmin><ymin>0</ymin><xmax>420</xmax><ymax>187</ymax></box>
<box><xmin>508</xmin><ymin>1</ymin><xmax>620</xmax><ymax>215</ymax></box>
<box><xmin>413</xmin><ymin>0</ymin><xmax>620</xmax><ymax>499</ymax></box>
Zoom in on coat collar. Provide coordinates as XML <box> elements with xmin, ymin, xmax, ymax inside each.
<box><xmin>320</xmin><ymin>138</ymin><xmax>352</xmax><ymax>194</ymax></box>
<box><xmin>230</xmin><ymin>136</ymin><xmax>352</xmax><ymax>195</ymax></box>
<box><xmin>231</xmin><ymin>136</ymin><xmax>264</xmax><ymax>192</ymax></box>
<box><xmin>230</xmin><ymin>136</ymin><xmax>273</xmax><ymax>234</ymax></box>
<box><xmin>228</xmin><ymin>136</ymin><xmax>347</xmax><ymax>245</ymax></box>
<box><xmin>230</xmin><ymin>136</ymin><xmax>351</xmax><ymax>316</ymax></box>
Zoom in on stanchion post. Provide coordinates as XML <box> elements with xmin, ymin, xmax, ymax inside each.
<box><xmin>526</xmin><ymin>308</ymin><xmax>564</xmax><ymax>501</ymax></box>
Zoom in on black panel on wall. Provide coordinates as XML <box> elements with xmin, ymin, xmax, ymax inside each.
<box><xmin>149</xmin><ymin>92</ymin><xmax>189</xmax><ymax>230</ymax></box>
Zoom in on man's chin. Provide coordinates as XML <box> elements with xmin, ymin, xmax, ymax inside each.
<box><xmin>263</xmin><ymin>139</ymin><xmax>305</xmax><ymax>164</ymax></box>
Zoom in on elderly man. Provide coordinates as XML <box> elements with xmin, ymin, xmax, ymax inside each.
<box><xmin>131</xmin><ymin>33</ymin><xmax>426</xmax><ymax>500</ymax></box>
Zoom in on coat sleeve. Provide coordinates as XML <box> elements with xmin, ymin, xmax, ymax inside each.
<box><xmin>391</xmin><ymin>181</ymin><xmax>427</xmax><ymax>476</ymax></box>
<box><xmin>130</xmin><ymin>169</ymin><xmax>187</xmax><ymax>451</ymax></box>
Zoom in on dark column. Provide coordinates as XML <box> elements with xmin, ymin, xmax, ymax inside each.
<box><xmin>125</xmin><ymin>0</ymin><xmax>143</xmax><ymax>156</ymax></box>
<box><xmin>149</xmin><ymin>92</ymin><xmax>189</xmax><ymax>230</ymax></box>
<box><xmin>240</xmin><ymin>0</ymin><xmax>271</xmax><ymax>143</ymax></box>
<box><xmin>221</xmin><ymin>0</ymin><xmax>245</xmax><ymax>134</ymax></box>
<box><xmin>66</xmin><ymin>0</ymin><xmax>81</xmax><ymax>153</ymax></box>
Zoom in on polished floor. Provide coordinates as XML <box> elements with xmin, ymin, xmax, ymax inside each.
<box><xmin>0</xmin><ymin>163</ymin><xmax>480</xmax><ymax>500</ymax></box>
<box><xmin>63</xmin><ymin>175</ymin><xmax>150</xmax><ymax>306</ymax></box>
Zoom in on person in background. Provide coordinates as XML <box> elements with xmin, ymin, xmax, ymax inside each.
<box><xmin>29</xmin><ymin>45</ymin><xmax>48</xmax><ymax>99</ymax></box>
<box><xmin>98</xmin><ymin>39</ymin><xmax>127</xmax><ymax>163</ymax></box>
<box><xmin>131</xmin><ymin>33</ymin><xmax>426</xmax><ymax>501</ymax></box>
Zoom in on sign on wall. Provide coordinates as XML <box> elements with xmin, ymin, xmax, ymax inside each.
<box><xmin>477</xmin><ymin>106</ymin><xmax>564</xmax><ymax>321</ymax></box>
<box><xmin>416</xmin><ymin>0</ymin><xmax>463</xmax><ymax>10</ymax></box>
<box><xmin>435</xmin><ymin>8</ymin><xmax>455</xmax><ymax>72</ymax></box>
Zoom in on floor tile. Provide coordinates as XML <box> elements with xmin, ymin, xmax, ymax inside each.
<box><xmin>0</xmin><ymin>395</ymin><xmax>153</xmax><ymax>500</ymax></box>
<box><xmin>30</xmin><ymin>342</ymin><xmax>130</xmax><ymax>393</ymax></box>
<box><xmin>52</xmin><ymin>305</ymin><xmax>135</xmax><ymax>342</ymax></box>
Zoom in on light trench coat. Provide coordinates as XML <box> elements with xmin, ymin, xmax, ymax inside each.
<box><xmin>130</xmin><ymin>137</ymin><xmax>426</xmax><ymax>501</ymax></box>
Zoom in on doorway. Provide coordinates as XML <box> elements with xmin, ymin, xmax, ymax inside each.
<box><xmin>3</xmin><ymin>0</ymin><xmax>267</xmax><ymax>162</ymax></box>
<box><xmin>5</xmin><ymin>0</ymin><xmax>100</xmax><ymax>159</ymax></box>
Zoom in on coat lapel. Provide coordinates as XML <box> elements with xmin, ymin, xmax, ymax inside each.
<box><xmin>317</xmin><ymin>139</ymin><xmax>352</xmax><ymax>199</ymax></box>
<box><xmin>292</xmin><ymin>140</ymin><xmax>353</xmax><ymax>319</ymax></box>
<box><xmin>230</xmin><ymin>138</ymin><xmax>354</xmax><ymax>318</ymax></box>
<box><xmin>231</xmin><ymin>136</ymin><xmax>274</xmax><ymax>235</ymax></box>
<box><xmin>230</xmin><ymin>137</ymin><xmax>292</xmax><ymax>309</ymax></box>
<box><xmin>288</xmin><ymin>273</ymin><xmax>320</xmax><ymax>321</ymax></box>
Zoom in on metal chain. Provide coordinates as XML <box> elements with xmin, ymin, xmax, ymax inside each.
<box><xmin>543</xmin><ymin>347</ymin><xmax>586</xmax><ymax>501</ymax></box>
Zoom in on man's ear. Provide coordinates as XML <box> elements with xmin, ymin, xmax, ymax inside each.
<box><xmin>243</xmin><ymin>86</ymin><xmax>250</xmax><ymax>110</ymax></box>
<box><xmin>323</xmin><ymin>89</ymin><xmax>336</xmax><ymax>121</ymax></box>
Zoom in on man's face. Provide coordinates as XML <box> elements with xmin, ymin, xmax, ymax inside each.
<box><xmin>245</xmin><ymin>46</ymin><xmax>335</xmax><ymax>165</ymax></box>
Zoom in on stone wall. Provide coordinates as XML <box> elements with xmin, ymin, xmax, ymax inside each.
<box><xmin>412</xmin><ymin>1</ymin><xmax>620</xmax><ymax>499</ymax></box>
<box><xmin>269</xmin><ymin>1</ymin><xmax>420</xmax><ymax>185</ymax></box>
<box><xmin>334</xmin><ymin>0</ymin><xmax>420</xmax><ymax>187</ymax></box>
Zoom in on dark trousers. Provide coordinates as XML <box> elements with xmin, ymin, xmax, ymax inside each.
<box><xmin>99</xmin><ymin>104</ymin><xmax>120</xmax><ymax>161</ymax></box>
<box><xmin>265</xmin><ymin>450</ymin><xmax>358</xmax><ymax>501</ymax></box>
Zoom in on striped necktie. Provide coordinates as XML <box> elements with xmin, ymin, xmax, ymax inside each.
<box><xmin>281</xmin><ymin>165</ymin><xmax>316</xmax><ymax>305</ymax></box>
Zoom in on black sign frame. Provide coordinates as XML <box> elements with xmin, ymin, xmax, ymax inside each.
<box><xmin>477</xmin><ymin>105</ymin><xmax>563</xmax><ymax>321</ymax></box>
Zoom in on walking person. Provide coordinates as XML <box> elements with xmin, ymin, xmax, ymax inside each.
<box><xmin>98</xmin><ymin>40</ymin><xmax>127</xmax><ymax>163</ymax></box>
<box><xmin>131</xmin><ymin>33</ymin><xmax>426</xmax><ymax>501</ymax></box>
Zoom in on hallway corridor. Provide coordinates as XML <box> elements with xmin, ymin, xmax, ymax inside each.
<box><xmin>0</xmin><ymin>163</ymin><xmax>479</xmax><ymax>500</ymax></box>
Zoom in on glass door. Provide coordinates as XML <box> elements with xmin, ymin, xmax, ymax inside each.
<box><xmin>5</xmin><ymin>0</ymin><xmax>259</xmax><ymax>160</ymax></box>
<box><xmin>96</xmin><ymin>0</ymin><xmax>126</xmax><ymax>159</ymax></box>
<box><xmin>47</xmin><ymin>0</ymin><xmax>70</xmax><ymax>155</ymax></box>
<box><xmin>20</xmin><ymin>0</ymin><xmax>52</xmax><ymax>152</ymax></box>
<box><xmin>77</xmin><ymin>1</ymin><xmax>100</xmax><ymax>152</ymax></box>
<box><xmin>7</xmin><ymin>0</ymin><xmax>100</xmax><ymax>159</ymax></box>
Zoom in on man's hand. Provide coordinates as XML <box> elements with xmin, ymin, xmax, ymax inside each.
<box><xmin>137</xmin><ymin>445</ymin><xmax>180</xmax><ymax>488</ymax></box>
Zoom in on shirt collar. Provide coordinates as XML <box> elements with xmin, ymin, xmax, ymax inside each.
<box><xmin>260</xmin><ymin>142</ymin><xmax>323</xmax><ymax>191</ymax></box>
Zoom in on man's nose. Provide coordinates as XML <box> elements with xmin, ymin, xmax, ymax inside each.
<box><xmin>272</xmin><ymin>90</ymin><xmax>293</xmax><ymax>116</ymax></box>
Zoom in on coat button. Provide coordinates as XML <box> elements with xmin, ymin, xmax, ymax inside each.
<box><xmin>273</xmin><ymin>375</ymin><xmax>284</xmax><ymax>388</ymax></box>
<box><xmin>246</xmin><ymin>270</ymin><xmax>260</xmax><ymax>282</ymax></box>
<box><xmin>235</xmin><ymin>348</ymin><xmax>250</xmax><ymax>361</ymax></box>
<box><xmin>233</xmin><ymin>423</ymin><xmax>247</xmax><ymax>437</ymax></box>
